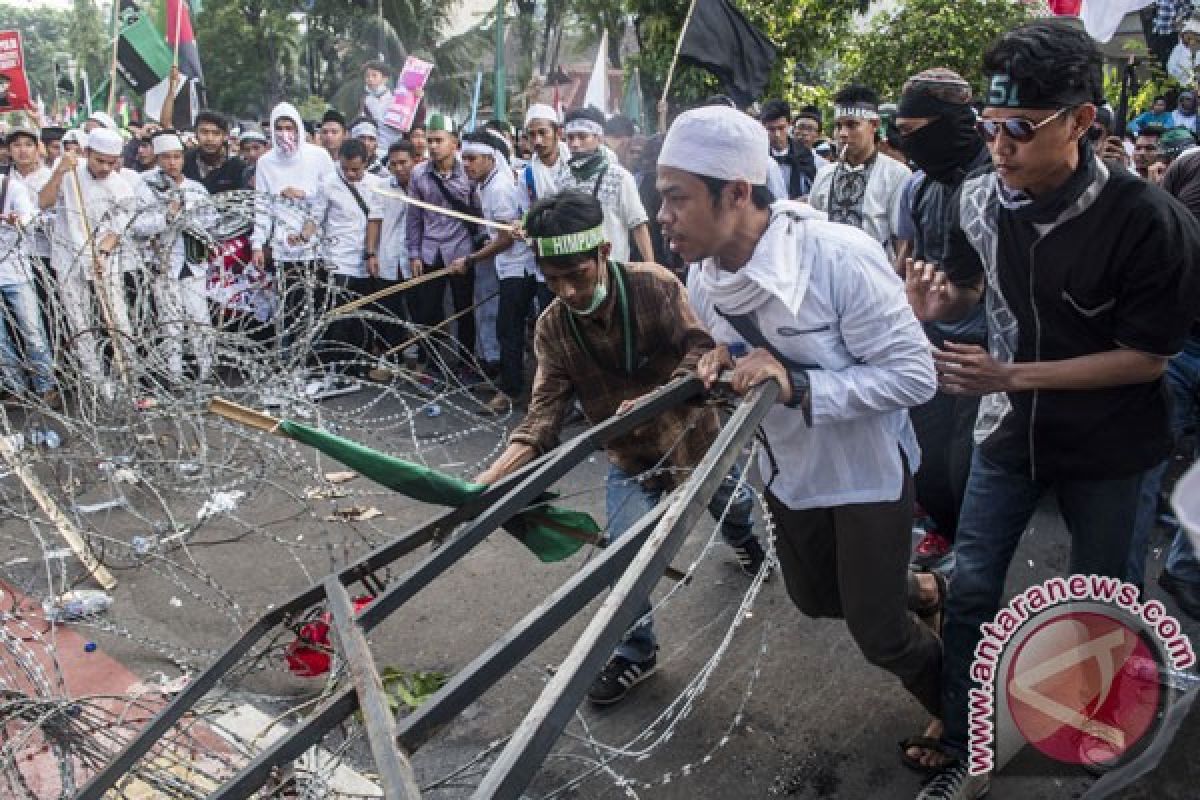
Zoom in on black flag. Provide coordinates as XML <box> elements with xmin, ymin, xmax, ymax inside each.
<box><xmin>677</xmin><ymin>0</ymin><xmax>776</xmax><ymax>107</ymax></box>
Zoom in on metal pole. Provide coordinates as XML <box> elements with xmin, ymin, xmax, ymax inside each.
<box><xmin>494</xmin><ymin>0</ymin><xmax>506</xmax><ymax>122</ymax></box>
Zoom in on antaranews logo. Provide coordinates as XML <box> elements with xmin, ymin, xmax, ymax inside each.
<box><xmin>967</xmin><ymin>574</ymin><xmax>1196</xmax><ymax>777</ymax></box>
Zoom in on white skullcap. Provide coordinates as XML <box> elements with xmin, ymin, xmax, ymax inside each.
<box><xmin>87</xmin><ymin>111</ymin><xmax>118</xmax><ymax>131</ymax></box>
<box><xmin>658</xmin><ymin>106</ymin><xmax>770</xmax><ymax>185</ymax></box>
<box><xmin>86</xmin><ymin>127</ymin><xmax>124</xmax><ymax>156</ymax></box>
<box><xmin>524</xmin><ymin>103</ymin><xmax>560</xmax><ymax>128</ymax></box>
<box><xmin>152</xmin><ymin>131</ymin><xmax>184</xmax><ymax>155</ymax></box>
<box><xmin>63</xmin><ymin>129</ymin><xmax>84</xmax><ymax>145</ymax></box>
<box><xmin>1186</xmin><ymin>18</ymin><xmax>1200</xmax><ymax>36</ymax></box>
<box><xmin>238</xmin><ymin>128</ymin><xmax>268</xmax><ymax>144</ymax></box>
<box><xmin>351</xmin><ymin>121</ymin><xmax>378</xmax><ymax>139</ymax></box>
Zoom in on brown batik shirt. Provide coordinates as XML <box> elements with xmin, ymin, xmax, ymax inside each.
<box><xmin>510</xmin><ymin>261</ymin><xmax>719</xmax><ymax>486</ymax></box>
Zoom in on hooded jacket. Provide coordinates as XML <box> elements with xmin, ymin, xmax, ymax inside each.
<box><xmin>251</xmin><ymin>102</ymin><xmax>336</xmax><ymax>261</ymax></box>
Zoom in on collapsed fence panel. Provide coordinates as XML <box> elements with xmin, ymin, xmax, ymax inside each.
<box><xmin>79</xmin><ymin>375</ymin><xmax>705</xmax><ymax>799</ymax></box>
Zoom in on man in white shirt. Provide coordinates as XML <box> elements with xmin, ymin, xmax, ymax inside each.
<box><xmin>809</xmin><ymin>84</ymin><xmax>912</xmax><ymax>257</ymax></box>
<box><xmin>454</xmin><ymin>130</ymin><xmax>544</xmax><ymax>414</ymax></box>
<box><xmin>38</xmin><ymin>127</ymin><xmax>137</xmax><ymax>396</ymax></box>
<box><xmin>250</xmin><ymin>102</ymin><xmax>336</xmax><ymax>364</ymax></box>
<box><xmin>522</xmin><ymin>104</ymin><xmax>571</xmax><ymax>205</ymax></box>
<box><xmin>0</xmin><ymin>135</ymin><xmax>59</xmax><ymax>408</ymax></box>
<box><xmin>7</xmin><ymin>126</ymin><xmax>56</xmax><ymax>350</ymax></box>
<box><xmin>311</xmin><ymin>137</ymin><xmax>383</xmax><ymax>378</ymax></box>
<box><xmin>367</xmin><ymin>139</ymin><xmax>418</xmax><ymax>375</ymax></box>
<box><xmin>657</xmin><ymin>105</ymin><xmax>943</xmax><ymax>739</ymax></box>
<box><xmin>559</xmin><ymin>106</ymin><xmax>653</xmax><ymax>263</ymax></box>
<box><xmin>132</xmin><ymin>130</ymin><xmax>216</xmax><ymax>386</ymax></box>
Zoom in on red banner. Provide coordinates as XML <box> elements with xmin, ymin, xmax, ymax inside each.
<box><xmin>0</xmin><ymin>30</ymin><xmax>33</xmax><ymax>113</ymax></box>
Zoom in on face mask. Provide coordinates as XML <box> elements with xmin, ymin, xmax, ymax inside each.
<box><xmin>899</xmin><ymin>109</ymin><xmax>981</xmax><ymax>184</ymax></box>
<box><xmin>567</xmin><ymin>263</ymin><xmax>608</xmax><ymax>316</ymax></box>
<box><xmin>275</xmin><ymin>128</ymin><xmax>299</xmax><ymax>156</ymax></box>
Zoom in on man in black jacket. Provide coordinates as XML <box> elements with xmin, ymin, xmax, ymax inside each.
<box><xmin>760</xmin><ymin>99</ymin><xmax>816</xmax><ymax>199</ymax></box>
<box><xmin>183</xmin><ymin>110</ymin><xmax>248</xmax><ymax>194</ymax></box>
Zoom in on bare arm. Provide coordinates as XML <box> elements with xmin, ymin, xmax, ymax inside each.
<box><xmin>904</xmin><ymin>258</ymin><xmax>983</xmax><ymax>323</ymax></box>
<box><xmin>632</xmin><ymin>223</ymin><xmax>653</xmax><ymax>264</ymax></box>
<box><xmin>935</xmin><ymin>343</ymin><xmax>1167</xmax><ymax>396</ymax></box>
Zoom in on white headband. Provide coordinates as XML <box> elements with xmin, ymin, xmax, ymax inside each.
<box><xmin>462</xmin><ymin>141</ymin><xmax>499</xmax><ymax>160</ymax></box>
<box><xmin>152</xmin><ymin>133</ymin><xmax>184</xmax><ymax>155</ymax></box>
<box><xmin>351</xmin><ymin>121</ymin><xmax>378</xmax><ymax>139</ymax></box>
<box><xmin>834</xmin><ymin>104</ymin><xmax>880</xmax><ymax>120</ymax></box>
<box><xmin>563</xmin><ymin>119</ymin><xmax>604</xmax><ymax>137</ymax></box>
<box><xmin>524</xmin><ymin>103</ymin><xmax>560</xmax><ymax>128</ymax></box>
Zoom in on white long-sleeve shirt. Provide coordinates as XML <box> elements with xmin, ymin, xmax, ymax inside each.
<box><xmin>132</xmin><ymin>169</ymin><xmax>216</xmax><ymax>279</ymax></box>
<box><xmin>310</xmin><ymin>169</ymin><xmax>383</xmax><ymax>277</ymax></box>
<box><xmin>11</xmin><ymin>165</ymin><xmax>52</xmax><ymax>259</ymax></box>
<box><xmin>688</xmin><ymin>203</ymin><xmax>936</xmax><ymax>510</ymax></box>
<box><xmin>51</xmin><ymin>163</ymin><xmax>136</xmax><ymax>280</ymax></box>
<box><xmin>374</xmin><ymin>176</ymin><xmax>409</xmax><ymax>281</ymax></box>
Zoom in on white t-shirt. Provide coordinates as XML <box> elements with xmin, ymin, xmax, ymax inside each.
<box><xmin>11</xmin><ymin>165</ymin><xmax>53</xmax><ymax>259</ymax></box>
<box><xmin>477</xmin><ymin>165</ymin><xmax>538</xmax><ymax>281</ymax></box>
<box><xmin>312</xmin><ymin>170</ymin><xmax>384</xmax><ymax>277</ymax></box>
<box><xmin>0</xmin><ymin>176</ymin><xmax>36</xmax><ymax>285</ymax></box>
<box><xmin>373</xmin><ymin>176</ymin><xmax>408</xmax><ymax>281</ymax></box>
<box><xmin>559</xmin><ymin>159</ymin><xmax>648</xmax><ymax>263</ymax></box>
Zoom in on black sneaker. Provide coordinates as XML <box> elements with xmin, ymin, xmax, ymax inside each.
<box><xmin>732</xmin><ymin>537</ymin><xmax>769</xmax><ymax>578</ymax></box>
<box><xmin>915</xmin><ymin>762</ymin><xmax>989</xmax><ymax>800</ymax></box>
<box><xmin>587</xmin><ymin>652</ymin><xmax>657</xmax><ymax>706</ymax></box>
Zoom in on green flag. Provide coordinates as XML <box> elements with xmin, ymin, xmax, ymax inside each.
<box><xmin>624</xmin><ymin>67</ymin><xmax>644</xmax><ymax>131</ymax></box>
<box><xmin>278</xmin><ymin>421</ymin><xmax>592</xmax><ymax>563</ymax></box>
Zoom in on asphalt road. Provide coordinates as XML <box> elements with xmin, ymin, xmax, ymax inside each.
<box><xmin>6</xmin><ymin>389</ymin><xmax>1198</xmax><ymax>800</ymax></box>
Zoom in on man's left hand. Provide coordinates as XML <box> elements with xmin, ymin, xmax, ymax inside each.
<box><xmin>448</xmin><ymin>256</ymin><xmax>469</xmax><ymax>274</ymax></box>
<box><xmin>728</xmin><ymin>348</ymin><xmax>792</xmax><ymax>404</ymax></box>
<box><xmin>933</xmin><ymin>342</ymin><xmax>1016</xmax><ymax>395</ymax></box>
<box><xmin>366</xmin><ymin>255</ymin><xmax>380</xmax><ymax>277</ymax></box>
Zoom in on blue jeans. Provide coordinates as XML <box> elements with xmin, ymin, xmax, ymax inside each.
<box><xmin>606</xmin><ymin>462</ymin><xmax>756</xmax><ymax>662</ymax></box>
<box><xmin>941</xmin><ymin>450</ymin><xmax>1145</xmax><ymax>757</ymax></box>
<box><xmin>1126</xmin><ymin>338</ymin><xmax>1200</xmax><ymax>587</ymax></box>
<box><xmin>0</xmin><ymin>281</ymin><xmax>54</xmax><ymax>393</ymax></box>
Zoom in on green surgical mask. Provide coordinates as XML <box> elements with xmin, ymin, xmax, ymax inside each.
<box><xmin>567</xmin><ymin>264</ymin><xmax>608</xmax><ymax>316</ymax></box>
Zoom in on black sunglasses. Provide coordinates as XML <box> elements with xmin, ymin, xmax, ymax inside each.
<box><xmin>975</xmin><ymin>107</ymin><xmax>1072</xmax><ymax>144</ymax></box>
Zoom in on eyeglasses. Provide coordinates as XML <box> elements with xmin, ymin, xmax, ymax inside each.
<box><xmin>975</xmin><ymin>106</ymin><xmax>1073</xmax><ymax>143</ymax></box>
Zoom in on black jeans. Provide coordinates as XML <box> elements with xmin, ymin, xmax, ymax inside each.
<box><xmin>766</xmin><ymin>468</ymin><xmax>942</xmax><ymax>718</ymax></box>
<box><xmin>496</xmin><ymin>275</ymin><xmax>538</xmax><ymax>397</ymax></box>
<box><xmin>361</xmin><ymin>276</ymin><xmax>411</xmax><ymax>353</ymax></box>
<box><xmin>408</xmin><ymin>255</ymin><xmax>475</xmax><ymax>365</ymax></box>
<box><xmin>910</xmin><ymin>389</ymin><xmax>980</xmax><ymax>541</ymax></box>
<box><xmin>323</xmin><ymin>274</ymin><xmax>373</xmax><ymax>370</ymax></box>
<box><xmin>275</xmin><ymin>260</ymin><xmax>328</xmax><ymax>365</ymax></box>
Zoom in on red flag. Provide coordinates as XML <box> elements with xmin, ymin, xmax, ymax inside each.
<box><xmin>0</xmin><ymin>31</ymin><xmax>35</xmax><ymax>113</ymax></box>
<box><xmin>161</xmin><ymin>0</ymin><xmax>203</xmax><ymax>82</ymax></box>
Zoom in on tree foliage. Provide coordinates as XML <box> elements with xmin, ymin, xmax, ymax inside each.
<box><xmin>843</xmin><ymin>0</ymin><xmax>1034</xmax><ymax>100</ymax></box>
<box><xmin>193</xmin><ymin>0</ymin><xmax>302</xmax><ymax>119</ymax></box>
<box><xmin>0</xmin><ymin>2</ymin><xmax>73</xmax><ymax>105</ymax></box>
<box><xmin>626</xmin><ymin>0</ymin><xmax>856</xmax><ymax>122</ymax></box>
<box><xmin>68</xmin><ymin>0</ymin><xmax>112</xmax><ymax>95</ymax></box>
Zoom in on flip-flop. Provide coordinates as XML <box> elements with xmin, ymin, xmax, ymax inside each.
<box><xmin>909</xmin><ymin>567</ymin><xmax>948</xmax><ymax>635</ymax></box>
<box><xmin>898</xmin><ymin>735</ymin><xmax>958</xmax><ymax>775</ymax></box>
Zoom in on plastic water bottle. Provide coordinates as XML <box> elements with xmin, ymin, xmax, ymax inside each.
<box><xmin>423</xmin><ymin>403</ymin><xmax>442</xmax><ymax>418</ymax></box>
<box><xmin>45</xmin><ymin>590</ymin><xmax>113</xmax><ymax>622</ymax></box>
<box><xmin>131</xmin><ymin>535</ymin><xmax>155</xmax><ymax>556</ymax></box>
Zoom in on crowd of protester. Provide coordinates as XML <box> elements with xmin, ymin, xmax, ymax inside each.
<box><xmin>2</xmin><ymin>16</ymin><xmax>1200</xmax><ymax>800</ymax></box>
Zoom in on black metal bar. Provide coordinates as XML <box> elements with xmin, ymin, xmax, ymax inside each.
<box><xmin>148</xmin><ymin>377</ymin><xmax>702</xmax><ymax>800</ymax></box>
<box><xmin>76</xmin><ymin>455</ymin><xmax>552</xmax><ymax>800</ymax></box>
<box><xmin>474</xmin><ymin>380</ymin><xmax>780</xmax><ymax>799</ymax></box>
<box><xmin>325</xmin><ymin>578</ymin><xmax>422</xmax><ymax>800</ymax></box>
<box><xmin>397</xmin><ymin>501</ymin><xmax>672</xmax><ymax>752</ymax></box>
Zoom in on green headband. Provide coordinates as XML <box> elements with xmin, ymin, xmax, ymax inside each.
<box><xmin>532</xmin><ymin>225</ymin><xmax>606</xmax><ymax>258</ymax></box>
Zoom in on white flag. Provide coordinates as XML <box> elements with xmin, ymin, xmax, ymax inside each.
<box><xmin>1080</xmin><ymin>0</ymin><xmax>1153</xmax><ymax>43</ymax></box>
<box><xmin>584</xmin><ymin>29</ymin><xmax>609</xmax><ymax>115</ymax></box>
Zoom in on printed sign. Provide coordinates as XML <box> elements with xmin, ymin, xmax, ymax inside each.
<box><xmin>383</xmin><ymin>57</ymin><xmax>433</xmax><ymax>133</ymax></box>
<box><xmin>0</xmin><ymin>31</ymin><xmax>34</xmax><ymax>113</ymax></box>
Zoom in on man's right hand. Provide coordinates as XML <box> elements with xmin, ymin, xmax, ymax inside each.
<box><xmin>280</xmin><ymin>187</ymin><xmax>306</xmax><ymax>201</ymax></box>
<box><xmin>474</xmin><ymin>443</ymin><xmax>536</xmax><ymax>486</ymax></box>
<box><xmin>904</xmin><ymin>258</ymin><xmax>957</xmax><ymax>322</ymax></box>
<box><xmin>697</xmin><ymin>345</ymin><xmax>734</xmax><ymax>390</ymax></box>
<box><xmin>411</xmin><ymin>258</ymin><xmax>425</xmax><ymax>277</ymax></box>
<box><xmin>56</xmin><ymin>152</ymin><xmax>77</xmax><ymax>176</ymax></box>
<box><xmin>252</xmin><ymin>248</ymin><xmax>266</xmax><ymax>269</ymax></box>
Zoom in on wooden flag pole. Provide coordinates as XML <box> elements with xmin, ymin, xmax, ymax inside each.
<box><xmin>327</xmin><ymin>268</ymin><xmax>451</xmax><ymax>318</ymax></box>
<box><xmin>158</xmin><ymin>1</ymin><xmax>187</xmax><ymax>125</ymax></box>
<box><xmin>658</xmin><ymin>0</ymin><xmax>698</xmax><ymax>133</ymax></box>
<box><xmin>106</xmin><ymin>0</ymin><xmax>121</xmax><ymax>115</ymax></box>
<box><xmin>370</xmin><ymin>186</ymin><xmax>515</xmax><ymax>232</ymax></box>
<box><xmin>208</xmin><ymin>397</ymin><xmax>283</xmax><ymax>434</ymax></box>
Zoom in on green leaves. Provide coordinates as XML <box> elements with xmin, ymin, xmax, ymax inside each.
<box><xmin>380</xmin><ymin>668</ymin><xmax>449</xmax><ymax>711</ymax></box>
<box><xmin>842</xmin><ymin>0</ymin><xmax>1034</xmax><ymax>100</ymax></box>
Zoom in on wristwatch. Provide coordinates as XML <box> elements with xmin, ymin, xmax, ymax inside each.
<box><xmin>785</xmin><ymin>368</ymin><xmax>813</xmax><ymax>427</ymax></box>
